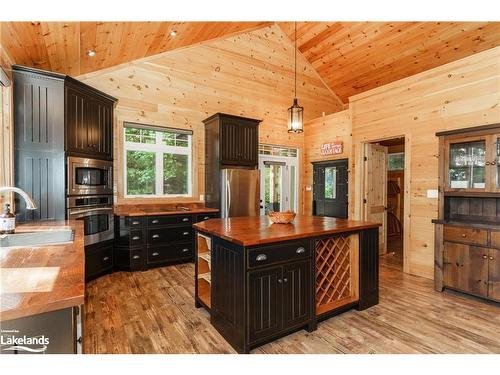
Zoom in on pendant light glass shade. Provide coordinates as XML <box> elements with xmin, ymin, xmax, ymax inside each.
<box><xmin>287</xmin><ymin>22</ymin><xmax>304</xmax><ymax>134</ymax></box>
<box><xmin>288</xmin><ymin>98</ymin><xmax>304</xmax><ymax>133</ymax></box>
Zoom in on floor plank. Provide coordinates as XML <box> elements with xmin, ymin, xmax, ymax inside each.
<box><xmin>83</xmin><ymin>263</ymin><xmax>500</xmax><ymax>354</ymax></box>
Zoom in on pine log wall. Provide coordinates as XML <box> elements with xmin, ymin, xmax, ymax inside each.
<box><xmin>78</xmin><ymin>24</ymin><xmax>341</xmax><ymax>205</ymax></box>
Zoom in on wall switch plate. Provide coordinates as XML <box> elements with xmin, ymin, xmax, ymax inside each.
<box><xmin>426</xmin><ymin>189</ymin><xmax>439</xmax><ymax>198</ymax></box>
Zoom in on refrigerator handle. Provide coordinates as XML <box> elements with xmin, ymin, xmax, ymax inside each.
<box><xmin>227</xmin><ymin>177</ymin><xmax>231</xmax><ymax>216</ymax></box>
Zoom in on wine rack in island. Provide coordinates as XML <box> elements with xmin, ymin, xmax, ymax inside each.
<box><xmin>196</xmin><ymin>233</ymin><xmax>212</xmax><ymax>309</ymax></box>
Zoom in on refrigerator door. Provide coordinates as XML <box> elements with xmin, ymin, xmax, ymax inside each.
<box><xmin>221</xmin><ymin>169</ymin><xmax>260</xmax><ymax>218</ymax></box>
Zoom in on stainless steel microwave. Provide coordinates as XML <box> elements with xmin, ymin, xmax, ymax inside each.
<box><xmin>67</xmin><ymin>157</ymin><xmax>113</xmax><ymax>196</ymax></box>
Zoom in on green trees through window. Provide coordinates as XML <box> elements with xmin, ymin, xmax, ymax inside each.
<box><xmin>124</xmin><ymin>125</ymin><xmax>192</xmax><ymax>196</ymax></box>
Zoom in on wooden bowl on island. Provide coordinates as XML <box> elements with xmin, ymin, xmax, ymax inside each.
<box><xmin>268</xmin><ymin>210</ymin><xmax>296</xmax><ymax>224</ymax></box>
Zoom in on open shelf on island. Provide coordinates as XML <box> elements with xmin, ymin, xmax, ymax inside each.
<box><xmin>197</xmin><ymin>233</ymin><xmax>212</xmax><ymax>309</ymax></box>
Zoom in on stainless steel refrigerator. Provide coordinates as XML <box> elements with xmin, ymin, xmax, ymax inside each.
<box><xmin>220</xmin><ymin>169</ymin><xmax>260</xmax><ymax>218</ymax></box>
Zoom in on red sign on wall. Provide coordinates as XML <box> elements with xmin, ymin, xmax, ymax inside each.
<box><xmin>320</xmin><ymin>141</ymin><xmax>343</xmax><ymax>156</ymax></box>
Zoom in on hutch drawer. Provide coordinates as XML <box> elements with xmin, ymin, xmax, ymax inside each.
<box><xmin>443</xmin><ymin>226</ymin><xmax>488</xmax><ymax>246</ymax></box>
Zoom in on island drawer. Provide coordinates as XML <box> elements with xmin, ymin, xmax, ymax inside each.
<box><xmin>247</xmin><ymin>241</ymin><xmax>310</xmax><ymax>268</ymax></box>
<box><xmin>147</xmin><ymin>243</ymin><xmax>193</xmax><ymax>264</ymax></box>
<box><xmin>124</xmin><ymin>216</ymin><xmax>146</xmax><ymax>228</ymax></box>
<box><xmin>148</xmin><ymin>227</ymin><xmax>193</xmax><ymax>244</ymax></box>
<box><xmin>147</xmin><ymin>215</ymin><xmax>192</xmax><ymax>226</ymax></box>
<box><xmin>443</xmin><ymin>225</ymin><xmax>488</xmax><ymax>246</ymax></box>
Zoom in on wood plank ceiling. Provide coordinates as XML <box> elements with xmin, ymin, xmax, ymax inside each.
<box><xmin>278</xmin><ymin>22</ymin><xmax>500</xmax><ymax>102</ymax></box>
<box><xmin>0</xmin><ymin>22</ymin><xmax>271</xmax><ymax>76</ymax></box>
<box><xmin>2</xmin><ymin>21</ymin><xmax>500</xmax><ymax>102</ymax></box>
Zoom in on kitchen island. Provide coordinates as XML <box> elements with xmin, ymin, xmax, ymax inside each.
<box><xmin>193</xmin><ymin>215</ymin><xmax>380</xmax><ymax>353</ymax></box>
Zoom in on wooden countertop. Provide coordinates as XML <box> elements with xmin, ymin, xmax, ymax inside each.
<box><xmin>193</xmin><ymin>215</ymin><xmax>381</xmax><ymax>246</ymax></box>
<box><xmin>0</xmin><ymin>220</ymin><xmax>85</xmax><ymax>322</ymax></box>
<box><xmin>114</xmin><ymin>202</ymin><xmax>219</xmax><ymax>217</ymax></box>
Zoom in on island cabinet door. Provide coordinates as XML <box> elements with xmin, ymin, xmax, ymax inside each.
<box><xmin>282</xmin><ymin>261</ymin><xmax>311</xmax><ymax>329</ymax></box>
<box><xmin>248</xmin><ymin>266</ymin><xmax>283</xmax><ymax>343</ymax></box>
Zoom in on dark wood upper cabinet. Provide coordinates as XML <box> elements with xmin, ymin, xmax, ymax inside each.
<box><xmin>13</xmin><ymin>65</ymin><xmax>117</xmax><ymax>222</ymax></box>
<box><xmin>204</xmin><ymin>113</ymin><xmax>260</xmax><ymax>167</ymax></box>
<box><xmin>65</xmin><ymin>80</ymin><xmax>115</xmax><ymax>160</ymax></box>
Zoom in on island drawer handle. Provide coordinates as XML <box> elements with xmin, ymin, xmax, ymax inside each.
<box><xmin>183</xmin><ymin>231</ymin><xmax>190</xmax><ymax>236</ymax></box>
<box><xmin>152</xmin><ymin>219</ymin><xmax>159</xmax><ymax>224</ymax></box>
<box><xmin>132</xmin><ymin>255</ymin><xmax>140</xmax><ymax>259</ymax></box>
<box><xmin>182</xmin><ymin>248</ymin><xmax>190</xmax><ymax>253</ymax></box>
<box><xmin>102</xmin><ymin>256</ymin><xmax>109</xmax><ymax>261</ymax></box>
<box><xmin>152</xmin><ymin>252</ymin><xmax>159</xmax><ymax>257</ymax></box>
<box><xmin>182</xmin><ymin>218</ymin><xmax>190</xmax><ymax>222</ymax></box>
<box><xmin>152</xmin><ymin>234</ymin><xmax>160</xmax><ymax>239</ymax></box>
<box><xmin>296</xmin><ymin>247</ymin><xmax>306</xmax><ymax>254</ymax></box>
<box><xmin>204</xmin><ymin>216</ymin><xmax>210</xmax><ymax>220</ymax></box>
<box><xmin>132</xmin><ymin>220</ymin><xmax>140</xmax><ymax>225</ymax></box>
<box><xmin>256</xmin><ymin>254</ymin><xmax>267</xmax><ymax>261</ymax></box>
<box><xmin>132</xmin><ymin>236</ymin><xmax>141</xmax><ymax>241</ymax></box>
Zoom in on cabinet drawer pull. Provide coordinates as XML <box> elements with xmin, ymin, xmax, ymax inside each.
<box><xmin>102</xmin><ymin>256</ymin><xmax>109</xmax><ymax>261</ymax></box>
<box><xmin>132</xmin><ymin>221</ymin><xmax>140</xmax><ymax>225</ymax></box>
<box><xmin>203</xmin><ymin>216</ymin><xmax>210</xmax><ymax>220</ymax></box>
<box><xmin>490</xmin><ymin>256</ymin><xmax>494</xmax><ymax>260</ymax></box>
<box><xmin>486</xmin><ymin>162</ymin><xmax>491</xmax><ymax>166</ymax></box>
<box><xmin>183</xmin><ymin>231</ymin><xmax>190</xmax><ymax>236</ymax></box>
<box><xmin>483</xmin><ymin>255</ymin><xmax>488</xmax><ymax>259</ymax></box>
<box><xmin>132</xmin><ymin>255</ymin><xmax>140</xmax><ymax>260</ymax></box>
<box><xmin>255</xmin><ymin>254</ymin><xmax>267</xmax><ymax>262</ymax></box>
<box><xmin>151</xmin><ymin>219</ymin><xmax>159</xmax><ymax>224</ymax></box>
<box><xmin>152</xmin><ymin>234</ymin><xmax>160</xmax><ymax>239</ymax></box>
<box><xmin>277</xmin><ymin>278</ymin><xmax>282</xmax><ymax>283</ymax></box>
<box><xmin>152</xmin><ymin>252</ymin><xmax>159</xmax><ymax>257</ymax></box>
<box><xmin>283</xmin><ymin>278</ymin><xmax>288</xmax><ymax>283</ymax></box>
<box><xmin>132</xmin><ymin>236</ymin><xmax>141</xmax><ymax>241</ymax></box>
<box><xmin>296</xmin><ymin>247</ymin><xmax>306</xmax><ymax>254</ymax></box>
<box><xmin>491</xmin><ymin>161</ymin><xmax>496</xmax><ymax>165</ymax></box>
<box><xmin>461</xmin><ymin>233</ymin><xmax>467</xmax><ymax>238</ymax></box>
<box><xmin>182</xmin><ymin>248</ymin><xmax>189</xmax><ymax>253</ymax></box>
<box><xmin>182</xmin><ymin>217</ymin><xmax>190</xmax><ymax>222</ymax></box>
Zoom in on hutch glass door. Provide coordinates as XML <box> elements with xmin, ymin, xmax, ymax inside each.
<box><xmin>447</xmin><ymin>139</ymin><xmax>486</xmax><ymax>190</ymax></box>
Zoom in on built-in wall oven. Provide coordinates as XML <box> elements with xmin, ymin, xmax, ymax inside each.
<box><xmin>67</xmin><ymin>157</ymin><xmax>113</xmax><ymax>196</ymax></box>
<box><xmin>67</xmin><ymin>195</ymin><xmax>114</xmax><ymax>246</ymax></box>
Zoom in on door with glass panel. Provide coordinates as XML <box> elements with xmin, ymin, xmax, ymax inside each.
<box><xmin>258</xmin><ymin>145</ymin><xmax>298</xmax><ymax>215</ymax></box>
<box><xmin>445</xmin><ymin>136</ymin><xmax>488</xmax><ymax>192</ymax></box>
<box><xmin>492</xmin><ymin>134</ymin><xmax>500</xmax><ymax>192</ymax></box>
<box><xmin>312</xmin><ymin>159</ymin><xmax>348</xmax><ymax>219</ymax></box>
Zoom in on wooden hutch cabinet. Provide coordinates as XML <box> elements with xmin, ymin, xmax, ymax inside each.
<box><xmin>434</xmin><ymin>123</ymin><xmax>500</xmax><ymax>303</ymax></box>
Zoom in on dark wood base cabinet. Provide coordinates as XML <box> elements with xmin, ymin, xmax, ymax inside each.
<box><xmin>85</xmin><ymin>239</ymin><xmax>114</xmax><ymax>282</ymax></box>
<box><xmin>114</xmin><ymin>213</ymin><xmax>218</xmax><ymax>272</ymax></box>
<box><xmin>194</xmin><ymin>227</ymin><xmax>379</xmax><ymax>353</ymax></box>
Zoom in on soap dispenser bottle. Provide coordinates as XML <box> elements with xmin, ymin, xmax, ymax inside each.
<box><xmin>0</xmin><ymin>204</ymin><xmax>15</xmax><ymax>234</ymax></box>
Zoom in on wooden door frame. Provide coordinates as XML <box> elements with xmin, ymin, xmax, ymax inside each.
<box><xmin>356</xmin><ymin>136</ymin><xmax>411</xmax><ymax>274</ymax></box>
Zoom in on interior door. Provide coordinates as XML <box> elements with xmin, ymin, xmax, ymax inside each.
<box><xmin>312</xmin><ymin>159</ymin><xmax>348</xmax><ymax>218</ymax></box>
<box><xmin>364</xmin><ymin>144</ymin><xmax>388</xmax><ymax>254</ymax></box>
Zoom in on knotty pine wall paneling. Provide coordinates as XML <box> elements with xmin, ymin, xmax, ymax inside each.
<box><xmin>78</xmin><ymin>24</ymin><xmax>341</xmax><ymax>205</ymax></box>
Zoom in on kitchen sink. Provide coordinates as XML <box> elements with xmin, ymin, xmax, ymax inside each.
<box><xmin>0</xmin><ymin>229</ymin><xmax>74</xmax><ymax>248</ymax></box>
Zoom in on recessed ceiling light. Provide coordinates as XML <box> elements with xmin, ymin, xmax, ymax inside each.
<box><xmin>170</xmin><ymin>30</ymin><xmax>177</xmax><ymax>37</ymax></box>
<box><xmin>87</xmin><ymin>50</ymin><xmax>96</xmax><ymax>57</ymax></box>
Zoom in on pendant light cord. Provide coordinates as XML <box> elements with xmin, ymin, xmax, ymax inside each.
<box><xmin>294</xmin><ymin>21</ymin><xmax>297</xmax><ymax>99</ymax></box>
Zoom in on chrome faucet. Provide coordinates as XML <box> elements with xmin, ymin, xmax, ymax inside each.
<box><xmin>0</xmin><ymin>187</ymin><xmax>37</xmax><ymax>210</ymax></box>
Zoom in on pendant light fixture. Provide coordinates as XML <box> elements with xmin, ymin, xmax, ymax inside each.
<box><xmin>288</xmin><ymin>21</ymin><xmax>304</xmax><ymax>133</ymax></box>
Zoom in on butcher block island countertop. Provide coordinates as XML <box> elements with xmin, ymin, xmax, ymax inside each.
<box><xmin>193</xmin><ymin>215</ymin><xmax>381</xmax><ymax>353</ymax></box>
<box><xmin>193</xmin><ymin>215</ymin><xmax>380</xmax><ymax>246</ymax></box>
<box><xmin>0</xmin><ymin>220</ymin><xmax>84</xmax><ymax>322</ymax></box>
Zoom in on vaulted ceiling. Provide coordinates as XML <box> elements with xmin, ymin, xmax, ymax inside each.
<box><xmin>2</xmin><ymin>21</ymin><xmax>500</xmax><ymax>103</ymax></box>
<box><xmin>279</xmin><ymin>22</ymin><xmax>500</xmax><ymax>102</ymax></box>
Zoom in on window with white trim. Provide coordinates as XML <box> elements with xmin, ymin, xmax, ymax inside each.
<box><xmin>123</xmin><ymin>123</ymin><xmax>193</xmax><ymax>197</ymax></box>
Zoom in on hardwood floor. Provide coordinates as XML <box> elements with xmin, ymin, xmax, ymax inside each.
<box><xmin>84</xmin><ymin>263</ymin><xmax>500</xmax><ymax>354</ymax></box>
<box><xmin>380</xmin><ymin>235</ymin><xmax>403</xmax><ymax>271</ymax></box>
